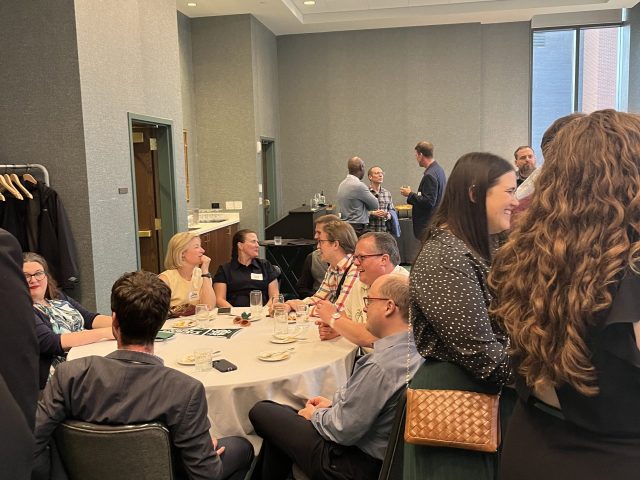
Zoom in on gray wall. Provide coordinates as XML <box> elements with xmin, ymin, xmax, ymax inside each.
<box><xmin>191</xmin><ymin>15</ymin><xmax>279</xmax><ymax>233</ymax></box>
<box><xmin>0</xmin><ymin>0</ymin><xmax>94</xmax><ymax>302</ymax></box>
<box><xmin>251</xmin><ymin>17</ymin><xmax>280</xmax><ymax>224</ymax></box>
<box><xmin>277</xmin><ymin>22</ymin><xmax>531</xmax><ymax>212</ymax></box>
<box><xmin>179</xmin><ymin>12</ymin><xmax>199</xmax><ymax>207</ymax></box>
<box><xmin>629</xmin><ymin>3</ymin><xmax>640</xmax><ymax>112</ymax></box>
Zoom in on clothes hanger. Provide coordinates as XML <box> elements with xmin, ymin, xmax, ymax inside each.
<box><xmin>22</xmin><ymin>165</ymin><xmax>37</xmax><ymax>185</ymax></box>
<box><xmin>0</xmin><ymin>174</ymin><xmax>24</xmax><ymax>200</ymax></box>
<box><xmin>23</xmin><ymin>172</ymin><xmax>37</xmax><ymax>184</ymax></box>
<box><xmin>10</xmin><ymin>173</ymin><xmax>33</xmax><ymax>200</ymax></box>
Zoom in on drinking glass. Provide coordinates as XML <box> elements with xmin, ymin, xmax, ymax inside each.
<box><xmin>274</xmin><ymin>236</ymin><xmax>282</xmax><ymax>246</ymax></box>
<box><xmin>295</xmin><ymin>304</ymin><xmax>309</xmax><ymax>326</ymax></box>
<box><xmin>250</xmin><ymin>290</ymin><xmax>263</xmax><ymax>320</ymax></box>
<box><xmin>194</xmin><ymin>348</ymin><xmax>213</xmax><ymax>372</ymax></box>
<box><xmin>273</xmin><ymin>306</ymin><xmax>289</xmax><ymax>337</ymax></box>
<box><xmin>195</xmin><ymin>304</ymin><xmax>209</xmax><ymax>325</ymax></box>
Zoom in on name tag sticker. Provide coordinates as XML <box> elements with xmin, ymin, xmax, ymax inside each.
<box><xmin>251</xmin><ymin>273</ymin><xmax>264</xmax><ymax>281</ymax></box>
<box><xmin>188</xmin><ymin>290</ymin><xmax>199</xmax><ymax>301</ymax></box>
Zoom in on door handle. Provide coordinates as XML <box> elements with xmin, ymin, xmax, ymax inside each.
<box><xmin>138</xmin><ymin>230</ymin><xmax>152</xmax><ymax>238</ymax></box>
<box><xmin>264</xmin><ymin>199</ymin><xmax>271</xmax><ymax>208</ymax></box>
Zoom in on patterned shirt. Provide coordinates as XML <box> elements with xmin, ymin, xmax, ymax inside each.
<box><xmin>367</xmin><ymin>186</ymin><xmax>395</xmax><ymax>232</ymax></box>
<box><xmin>410</xmin><ymin>228</ymin><xmax>512</xmax><ymax>386</ymax></box>
<box><xmin>34</xmin><ymin>300</ymin><xmax>85</xmax><ymax>375</ymax></box>
<box><xmin>303</xmin><ymin>254</ymin><xmax>359</xmax><ymax>314</ymax></box>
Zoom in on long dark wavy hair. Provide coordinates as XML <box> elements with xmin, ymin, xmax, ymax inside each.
<box><xmin>490</xmin><ymin>109</ymin><xmax>640</xmax><ymax>396</ymax></box>
<box><xmin>422</xmin><ymin>152</ymin><xmax>514</xmax><ymax>262</ymax></box>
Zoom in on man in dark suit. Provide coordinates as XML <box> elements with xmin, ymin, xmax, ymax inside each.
<box><xmin>0</xmin><ymin>229</ymin><xmax>38</xmax><ymax>480</ymax></box>
<box><xmin>400</xmin><ymin>141</ymin><xmax>447</xmax><ymax>239</ymax></box>
<box><xmin>34</xmin><ymin>271</ymin><xmax>253</xmax><ymax>480</ymax></box>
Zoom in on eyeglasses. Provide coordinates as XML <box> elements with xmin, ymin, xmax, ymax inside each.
<box><xmin>353</xmin><ymin>253</ymin><xmax>385</xmax><ymax>263</ymax></box>
<box><xmin>363</xmin><ymin>297</ymin><xmax>391</xmax><ymax>307</ymax></box>
<box><xmin>24</xmin><ymin>271</ymin><xmax>46</xmax><ymax>282</ymax></box>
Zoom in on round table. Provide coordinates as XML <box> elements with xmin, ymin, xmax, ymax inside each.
<box><xmin>67</xmin><ymin>309</ymin><xmax>358</xmax><ymax>447</ymax></box>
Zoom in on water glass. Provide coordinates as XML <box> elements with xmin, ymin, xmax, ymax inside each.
<box><xmin>295</xmin><ymin>304</ymin><xmax>309</xmax><ymax>326</ymax></box>
<box><xmin>250</xmin><ymin>290</ymin><xmax>263</xmax><ymax>320</ymax></box>
<box><xmin>274</xmin><ymin>236</ymin><xmax>282</xmax><ymax>246</ymax></box>
<box><xmin>194</xmin><ymin>348</ymin><xmax>213</xmax><ymax>372</ymax></box>
<box><xmin>195</xmin><ymin>304</ymin><xmax>209</xmax><ymax>325</ymax></box>
<box><xmin>273</xmin><ymin>307</ymin><xmax>289</xmax><ymax>336</ymax></box>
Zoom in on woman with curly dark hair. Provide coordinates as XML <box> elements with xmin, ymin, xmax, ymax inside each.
<box><xmin>490</xmin><ymin>109</ymin><xmax>640</xmax><ymax>479</ymax></box>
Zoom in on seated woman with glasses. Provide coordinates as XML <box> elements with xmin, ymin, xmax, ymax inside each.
<box><xmin>213</xmin><ymin>229</ymin><xmax>279</xmax><ymax>307</ymax></box>
<box><xmin>404</xmin><ymin>152</ymin><xmax>519</xmax><ymax>479</ymax></box>
<box><xmin>23</xmin><ymin>252</ymin><xmax>113</xmax><ymax>389</ymax></box>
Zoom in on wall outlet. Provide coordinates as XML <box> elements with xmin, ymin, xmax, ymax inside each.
<box><xmin>225</xmin><ymin>201</ymin><xmax>234</xmax><ymax>210</ymax></box>
<box><xmin>211</xmin><ymin>202</ymin><xmax>220</xmax><ymax>209</ymax></box>
<box><xmin>234</xmin><ymin>201</ymin><xmax>243</xmax><ymax>210</ymax></box>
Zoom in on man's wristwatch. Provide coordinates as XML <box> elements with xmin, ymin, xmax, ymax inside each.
<box><xmin>201</xmin><ymin>273</ymin><xmax>212</xmax><ymax>279</ymax></box>
<box><xmin>329</xmin><ymin>312</ymin><xmax>341</xmax><ymax>329</ymax></box>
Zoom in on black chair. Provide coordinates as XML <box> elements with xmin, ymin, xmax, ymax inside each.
<box><xmin>378</xmin><ymin>391</ymin><xmax>407</xmax><ymax>480</ymax></box>
<box><xmin>54</xmin><ymin>420</ymin><xmax>175</xmax><ymax>480</ymax></box>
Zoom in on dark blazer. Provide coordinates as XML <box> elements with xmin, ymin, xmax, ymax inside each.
<box><xmin>407</xmin><ymin>161</ymin><xmax>447</xmax><ymax>239</ymax></box>
<box><xmin>0</xmin><ymin>229</ymin><xmax>39</xmax><ymax>430</ymax></box>
<box><xmin>34</xmin><ymin>293</ymin><xmax>98</xmax><ymax>389</ymax></box>
<box><xmin>35</xmin><ymin>350</ymin><xmax>222</xmax><ymax>480</ymax></box>
<box><xmin>0</xmin><ymin>374</ymin><xmax>34</xmax><ymax>480</ymax></box>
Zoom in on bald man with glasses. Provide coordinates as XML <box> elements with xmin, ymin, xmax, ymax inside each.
<box><xmin>249</xmin><ymin>274</ymin><xmax>423</xmax><ymax>480</ymax></box>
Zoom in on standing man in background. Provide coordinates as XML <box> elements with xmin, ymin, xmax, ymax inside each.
<box><xmin>400</xmin><ymin>141</ymin><xmax>446</xmax><ymax>239</ymax></box>
<box><xmin>366</xmin><ymin>166</ymin><xmax>395</xmax><ymax>233</ymax></box>
<box><xmin>336</xmin><ymin>156</ymin><xmax>379</xmax><ymax>236</ymax></box>
<box><xmin>513</xmin><ymin>145</ymin><xmax>537</xmax><ymax>186</ymax></box>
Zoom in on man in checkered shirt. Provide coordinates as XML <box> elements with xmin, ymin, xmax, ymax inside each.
<box><xmin>366</xmin><ymin>166</ymin><xmax>395</xmax><ymax>233</ymax></box>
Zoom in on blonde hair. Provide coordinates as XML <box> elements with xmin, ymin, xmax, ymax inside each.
<box><xmin>490</xmin><ymin>109</ymin><xmax>640</xmax><ymax>396</ymax></box>
<box><xmin>164</xmin><ymin>232</ymin><xmax>201</xmax><ymax>270</ymax></box>
<box><xmin>321</xmin><ymin>220</ymin><xmax>358</xmax><ymax>255</ymax></box>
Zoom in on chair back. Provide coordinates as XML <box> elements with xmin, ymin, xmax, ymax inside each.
<box><xmin>378</xmin><ymin>391</ymin><xmax>407</xmax><ymax>480</ymax></box>
<box><xmin>54</xmin><ymin>420</ymin><xmax>175</xmax><ymax>480</ymax></box>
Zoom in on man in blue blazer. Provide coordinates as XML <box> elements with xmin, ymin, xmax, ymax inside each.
<box><xmin>400</xmin><ymin>141</ymin><xmax>447</xmax><ymax>239</ymax></box>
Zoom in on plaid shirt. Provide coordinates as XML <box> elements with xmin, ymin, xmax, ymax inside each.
<box><xmin>368</xmin><ymin>185</ymin><xmax>395</xmax><ymax>232</ymax></box>
<box><xmin>303</xmin><ymin>254</ymin><xmax>359</xmax><ymax>314</ymax></box>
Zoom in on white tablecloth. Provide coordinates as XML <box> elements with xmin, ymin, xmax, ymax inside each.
<box><xmin>67</xmin><ymin>309</ymin><xmax>358</xmax><ymax>447</ymax></box>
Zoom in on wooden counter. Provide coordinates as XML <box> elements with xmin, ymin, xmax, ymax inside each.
<box><xmin>189</xmin><ymin>214</ymin><xmax>239</xmax><ymax>274</ymax></box>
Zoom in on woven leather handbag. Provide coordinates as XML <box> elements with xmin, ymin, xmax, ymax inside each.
<box><xmin>404</xmin><ymin>387</ymin><xmax>500</xmax><ymax>452</ymax></box>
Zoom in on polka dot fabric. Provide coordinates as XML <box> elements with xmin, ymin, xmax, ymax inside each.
<box><xmin>410</xmin><ymin>228</ymin><xmax>512</xmax><ymax>386</ymax></box>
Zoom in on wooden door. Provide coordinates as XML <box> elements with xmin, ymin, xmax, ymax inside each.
<box><xmin>133</xmin><ymin>126</ymin><xmax>162</xmax><ymax>273</ymax></box>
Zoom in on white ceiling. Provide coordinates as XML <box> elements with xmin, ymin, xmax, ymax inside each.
<box><xmin>176</xmin><ymin>0</ymin><xmax>639</xmax><ymax>35</ymax></box>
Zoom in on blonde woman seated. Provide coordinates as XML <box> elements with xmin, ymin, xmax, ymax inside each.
<box><xmin>159</xmin><ymin>232</ymin><xmax>216</xmax><ymax>309</ymax></box>
<box><xmin>24</xmin><ymin>252</ymin><xmax>113</xmax><ymax>389</ymax></box>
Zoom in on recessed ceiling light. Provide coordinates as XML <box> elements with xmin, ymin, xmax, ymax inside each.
<box><xmin>187</xmin><ymin>2</ymin><xmax>197</xmax><ymax>6</ymax></box>
<box><xmin>303</xmin><ymin>0</ymin><xmax>316</xmax><ymax>5</ymax></box>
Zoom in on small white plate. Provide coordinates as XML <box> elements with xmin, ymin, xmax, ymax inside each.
<box><xmin>172</xmin><ymin>320</ymin><xmax>197</xmax><ymax>329</ymax></box>
<box><xmin>177</xmin><ymin>354</ymin><xmax>196</xmax><ymax>366</ymax></box>
<box><xmin>258</xmin><ymin>351</ymin><xmax>291</xmax><ymax>361</ymax></box>
<box><xmin>270</xmin><ymin>336</ymin><xmax>297</xmax><ymax>344</ymax></box>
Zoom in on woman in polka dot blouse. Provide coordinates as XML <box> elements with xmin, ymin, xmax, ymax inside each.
<box><xmin>404</xmin><ymin>152</ymin><xmax>519</xmax><ymax>480</ymax></box>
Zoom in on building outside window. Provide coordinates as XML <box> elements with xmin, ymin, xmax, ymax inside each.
<box><xmin>531</xmin><ymin>25</ymin><xmax>628</xmax><ymax>160</ymax></box>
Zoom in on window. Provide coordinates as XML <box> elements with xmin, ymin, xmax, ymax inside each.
<box><xmin>531</xmin><ymin>25</ymin><xmax>628</xmax><ymax>159</ymax></box>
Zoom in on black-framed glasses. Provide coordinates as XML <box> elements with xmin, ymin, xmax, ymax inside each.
<box><xmin>353</xmin><ymin>253</ymin><xmax>385</xmax><ymax>263</ymax></box>
<box><xmin>24</xmin><ymin>271</ymin><xmax>46</xmax><ymax>282</ymax></box>
<box><xmin>363</xmin><ymin>297</ymin><xmax>391</xmax><ymax>307</ymax></box>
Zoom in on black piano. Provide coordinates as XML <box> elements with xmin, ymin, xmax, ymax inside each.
<box><xmin>261</xmin><ymin>206</ymin><xmax>327</xmax><ymax>298</ymax></box>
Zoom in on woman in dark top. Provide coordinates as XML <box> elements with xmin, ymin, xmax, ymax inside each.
<box><xmin>490</xmin><ymin>109</ymin><xmax>640</xmax><ymax>479</ymax></box>
<box><xmin>405</xmin><ymin>152</ymin><xmax>519</xmax><ymax>479</ymax></box>
<box><xmin>23</xmin><ymin>252</ymin><xmax>113</xmax><ymax>389</ymax></box>
<box><xmin>213</xmin><ymin>229</ymin><xmax>279</xmax><ymax>307</ymax></box>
